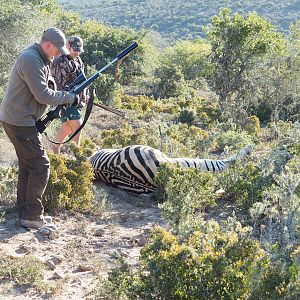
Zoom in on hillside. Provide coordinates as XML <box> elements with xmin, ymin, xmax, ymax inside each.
<box><xmin>58</xmin><ymin>0</ymin><xmax>300</xmax><ymax>40</ymax></box>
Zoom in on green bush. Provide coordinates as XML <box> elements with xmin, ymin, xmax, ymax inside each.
<box><xmin>0</xmin><ymin>254</ymin><xmax>47</xmax><ymax>292</ymax></box>
<box><xmin>214</xmin><ymin>129</ymin><xmax>254</xmax><ymax>152</ymax></box>
<box><xmin>0</xmin><ymin>167</ymin><xmax>17</xmax><ymax>205</ymax></box>
<box><xmin>286</xmin><ymin>246</ymin><xmax>300</xmax><ymax>298</ymax></box>
<box><xmin>178</xmin><ymin>109</ymin><xmax>196</xmax><ymax>125</ymax></box>
<box><xmin>120</xmin><ymin>94</ymin><xmax>155</xmax><ymax>116</ymax></box>
<box><xmin>242</xmin><ymin>115</ymin><xmax>261</xmax><ymax>136</ymax></box>
<box><xmin>100</xmin><ymin>123</ymin><xmax>149</xmax><ymax>149</ymax></box>
<box><xmin>43</xmin><ymin>140</ymin><xmax>95</xmax><ymax>213</ymax></box>
<box><xmin>218</xmin><ymin>162</ymin><xmax>266</xmax><ymax>211</ymax></box>
<box><xmin>159</xmin><ymin>123</ymin><xmax>208</xmax><ymax>158</ymax></box>
<box><xmin>154</xmin><ymin>63</ymin><xmax>186</xmax><ymax>98</ymax></box>
<box><xmin>155</xmin><ymin>163</ymin><xmax>218</xmax><ymax>232</ymax></box>
<box><xmin>94</xmin><ymin>222</ymin><xmax>276</xmax><ymax>300</ymax></box>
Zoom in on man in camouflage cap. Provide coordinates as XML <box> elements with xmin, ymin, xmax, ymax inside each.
<box><xmin>51</xmin><ymin>35</ymin><xmax>87</xmax><ymax>154</ymax></box>
<box><xmin>68</xmin><ymin>36</ymin><xmax>84</xmax><ymax>53</ymax></box>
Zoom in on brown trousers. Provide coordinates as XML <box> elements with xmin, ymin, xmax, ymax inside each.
<box><xmin>1</xmin><ymin>121</ymin><xmax>50</xmax><ymax>220</ymax></box>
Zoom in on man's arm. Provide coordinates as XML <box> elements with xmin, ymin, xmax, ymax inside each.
<box><xmin>20</xmin><ymin>54</ymin><xmax>75</xmax><ymax>106</ymax></box>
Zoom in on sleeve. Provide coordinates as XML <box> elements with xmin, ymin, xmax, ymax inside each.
<box><xmin>19</xmin><ymin>54</ymin><xmax>75</xmax><ymax>106</ymax></box>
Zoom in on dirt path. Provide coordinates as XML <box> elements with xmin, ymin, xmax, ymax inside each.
<box><xmin>0</xmin><ymin>182</ymin><xmax>165</xmax><ymax>299</ymax></box>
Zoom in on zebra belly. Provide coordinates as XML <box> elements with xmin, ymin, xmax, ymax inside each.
<box><xmin>94</xmin><ymin>169</ymin><xmax>156</xmax><ymax>194</ymax></box>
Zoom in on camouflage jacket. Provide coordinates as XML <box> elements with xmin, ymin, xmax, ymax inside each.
<box><xmin>51</xmin><ymin>55</ymin><xmax>85</xmax><ymax>98</ymax></box>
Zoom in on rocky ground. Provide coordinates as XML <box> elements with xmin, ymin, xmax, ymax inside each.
<box><xmin>0</xmin><ymin>182</ymin><xmax>165</xmax><ymax>299</ymax></box>
<box><xmin>0</xmin><ymin>107</ymin><xmax>166</xmax><ymax>299</ymax></box>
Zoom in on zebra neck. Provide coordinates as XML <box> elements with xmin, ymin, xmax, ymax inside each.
<box><xmin>172</xmin><ymin>158</ymin><xmax>231</xmax><ymax>172</ymax></box>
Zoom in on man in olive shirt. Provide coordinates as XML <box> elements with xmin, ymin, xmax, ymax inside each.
<box><xmin>0</xmin><ymin>28</ymin><xmax>79</xmax><ymax>229</ymax></box>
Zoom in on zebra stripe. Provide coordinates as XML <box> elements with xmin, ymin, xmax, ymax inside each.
<box><xmin>90</xmin><ymin>144</ymin><xmax>252</xmax><ymax>194</ymax></box>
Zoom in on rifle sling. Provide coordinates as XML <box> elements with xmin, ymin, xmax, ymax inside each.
<box><xmin>44</xmin><ymin>88</ymin><xmax>94</xmax><ymax>145</ymax></box>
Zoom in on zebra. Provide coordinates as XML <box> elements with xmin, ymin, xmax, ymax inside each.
<box><xmin>90</xmin><ymin>144</ymin><xmax>253</xmax><ymax>194</ymax></box>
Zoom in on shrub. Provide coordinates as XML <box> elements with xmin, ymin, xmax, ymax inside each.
<box><xmin>43</xmin><ymin>139</ymin><xmax>95</xmax><ymax>213</ymax></box>
<box><xmin>154</xmin><ymin>63</ymin><xmax>186</xmax><ymax>98</ymax></box>
<box><xmin>155</xmin><ymin>163</ymin><xmax>218</xmax><ymax>232</ymax></box>
<box><xmin>250</xmin><ymin>156</ymin><xmax>300</xmax><ymax>247</ymax></box>
<box><xmin>121</xmin><ymin>95</ymin><xmax>155</xmax><ymax>116</ymax></box>
<box><xmin>195</xmin><ymin>98</ymin><xmax>221</xmax><ymax>127</ymax></box>
<box><xmin>0</xmin><ymin>167</ymin><xmax>17</xmax><ymax>205</ymax></box>
<box><xmin>286</xmin><ymin>246</ymin><xmax>300</xmax><ymax>298</ymax></box>
<box><xmin>214</xmin><ymin>129</ymin><xmax>253</xmax><ymax>152</ymax></box>
<box><xmin>95</xmin><ymin>222</ymin><xmax>275</xmax><ymax>300</ymax></box>
<box><xmin>100</xmin><ymin>123</ymin><xmax>149</xmax><ymax>148</ymax></box>
<box><xmin>178</xmin><ymin>109</ymin><xmax>196</xmax><ymax>125</ymax></box>
<box><xmin>0</xmin><ymin>254</ymin><xmax>48</xmax><ymax>292</ymax></box>
<box><xmin>242</xmin><ymin>115</ymin><xmax>261</xmax><ymax>136</ymax></box>
<box><xmin>218</xmin><ymin>161</ymin><xmax>266</xmax><ymax>211</ymax></box>
<box><xmin>159</xmin><ymin>123</ymin><xmax>209</xmax><ymax>158</ymax></box>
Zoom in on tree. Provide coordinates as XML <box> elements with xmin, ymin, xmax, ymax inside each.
<box><xmin>160</xmin><ymin>39</ymin><xmax>212</xmax><ymax>80</ymax></box>
<box><xmin>205</xmin><ymin>8</ymin><xmax>284</xmax><ymax>124</ymax></box>
<box><xmin>0</xmin><ymin>0</ymin><xmax>56</xmax><ymax>97</ymax></box>
<box><xmin>70</xmin><ymin>21</ymin><xmax>156</xmax><ymax>85</ymax></box>
<box><xmin>154</xmin><ymin>63</ymin><xmax>186</xmax><ymax>98</ymax></box>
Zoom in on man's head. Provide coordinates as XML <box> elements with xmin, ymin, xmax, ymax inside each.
<box><xmin>40</xmin><ymin>27</ymin><xmax>70</xmax><ymax>60</ymax></box>
<box><xmin>67</xmin><ymin>36</ymin><xmax>84</xmax><ymax>59</ymax></box>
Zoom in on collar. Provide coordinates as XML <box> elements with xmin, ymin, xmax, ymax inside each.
<box><xmin>34</xmin><ymin>42</ymin><xmax>51</xmax><ymax>65</ymax></box>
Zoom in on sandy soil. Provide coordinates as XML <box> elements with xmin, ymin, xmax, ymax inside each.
<box><xmin>0</xmin><ymin>182</ymin><xmax>165</xmax><ymax>299</ymax></box>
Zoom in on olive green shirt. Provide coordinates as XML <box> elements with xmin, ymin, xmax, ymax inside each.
<box><xmin>0</xmin><ymin>43</ymin><xmax>75</xmax><ymax>126</ymax></box>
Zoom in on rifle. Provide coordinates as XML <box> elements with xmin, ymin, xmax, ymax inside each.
<box><xmin>36</xmin><ymin>42</ymin><xmax>138</xmax><ymax>133</ymax></box>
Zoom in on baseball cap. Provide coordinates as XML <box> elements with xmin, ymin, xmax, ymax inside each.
<box><xmin>42</xmin><ymin>27</ymin><xmax>70</xmax><ymax>55</ymax></box>
<box><xmin>68</xmin><ymin>36</ymin><xmax>84</xmax><ymax>53</ymax></box>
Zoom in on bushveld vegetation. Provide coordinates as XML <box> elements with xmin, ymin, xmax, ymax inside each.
<box><xmin>58</xmin><ymin>0</ymin><xmax>300</xmax><ymax>41</ymax></box>
<box><xmin>0</xmin><ymin>1</ymin><xmax>299</xmax><ymax>299</ymax></box>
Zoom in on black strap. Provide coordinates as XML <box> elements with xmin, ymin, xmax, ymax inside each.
<box><xmin>43</xmin><ymin>87</ymin><xmax>94</xmax><ymax>145</ymax></box>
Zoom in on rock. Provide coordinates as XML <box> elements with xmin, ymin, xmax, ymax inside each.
<box><xmin>137</xmin><ymin>236</ymin><xmax>147</xmax><ymax>247</ymax></box>
<box><xmin>29</xmin><ymin>237</ymin><xmax>38</xmax><ymax>243</ymax></box>
<box><xmin>52</xmin><ymin>271</ymin><xmax>64</xmax><ymax>279</ymax></box>
<box><xmin>71</xmin><ymin>278</ymin><xmax>83</xmax><ymax>286</ymax></box>
<box><xmin>94</xmin><ymin>228</ymin><xmax>105</xmax><ymax>237</ymax></box>
<box><xmin>16</xmin><ymin>244</ymin><xmax>30</xmax><ymax>254</ymax></box>
<box><xmin>49</xmin><ymin>255</ymin><xmax>64</xmax><ymax>265</ymax></box>
<box><xmin>38</xmin><ymin>227</ymin><xmax>52</xmax><ymax>236</ymax></box>
<box><xmin>44</xmin><ymin>260</ymin><xmax>56</xmax><ymax>270</ymax></box>
<box><xmin>77</xmin><ymin>264</ymin><xmax>94</xmax><ymax>272</ymax></box>
<box><xmin>48</xmin><ymin>232</ymin><xmax>59</xmax><ymax>240</ymax></box>
<box><xmin>38</xmin><ymin>224</ymin><xmax>58</xmax><ymax>238</ymax></box>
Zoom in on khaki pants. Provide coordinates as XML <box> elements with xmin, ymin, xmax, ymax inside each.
<box><xmin>1</xmin><ymin>121</ymin><xmax>50</xmax><ymax>220</ymax></box>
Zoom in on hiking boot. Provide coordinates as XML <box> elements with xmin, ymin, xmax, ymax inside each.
<box><xmin>19</xmin><ymin>218</ymin><xmax>46</xmax><ymax>229</ymax></box>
